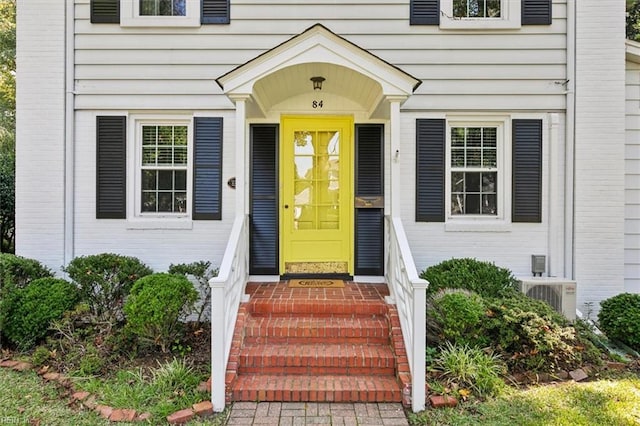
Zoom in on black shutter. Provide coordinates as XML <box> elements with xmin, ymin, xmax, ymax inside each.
<box><xmin>355</xmin><ymin>124</ymin><xmax>384</xmax><ymax>276</ymax></box>
<box><xmin>410</xmin><ymin>0</ymin><xmax>440</xmax><ymax>25</ymax></box>
<box><xmin>522</xmin><ymin>0</ymin><xmax>552</xmax><ymax>25</ymax></box>
<box><xmin>512</xmin><ymin>119</ymin><xmax>542</xmax><ymax>223</ymax></box>
<box><xmin>249</xmin><ymin>125</ymin><xmax>279</xmax><ymax>275</ymax></box>
<box><xmin>91</xmin><ymin>0</ymin><xmax>120</xmax><ymax>24</ymax></box>
<box><xmin>96</xmin><ymin>116</ymin><xmax>126</xmax><ymax>219</ymax></box>
<box><xmin>202</xmin><ymin>0</ymin><xmax>230</xmax><ymax>24</ymax></box>
<box><xmin>193</xmin><ymin>117</ymin><xmax>223</xmax><ymax>220</ymax></box>
<box><xmin>416</xmin><ymin>119</ymin><xmax>445</xmax><ymax>222</ymax></box>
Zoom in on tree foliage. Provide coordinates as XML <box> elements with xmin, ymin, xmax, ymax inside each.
<box><xmin>629</xmin><ymin>0</ymin><xmax>640</xmax><ymax>42</ymax></box>
<box><xmin>0</xmin><ymin>0</ymin><xmax>15</xmax><ymax>253</ymax></box>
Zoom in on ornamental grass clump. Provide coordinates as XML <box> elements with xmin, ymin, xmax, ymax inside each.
<box><xmin>123</xmin><ymin>273</ymin><xmax>198</xmax><ymax>352</ymax></box>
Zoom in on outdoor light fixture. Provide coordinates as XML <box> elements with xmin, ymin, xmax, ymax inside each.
<box><xmin>310</xmin><ymin>76</ymin><xmax>325</xmax><ymax>91</ymax></box>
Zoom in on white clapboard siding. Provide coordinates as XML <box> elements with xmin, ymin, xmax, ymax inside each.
<box><xmin>73</xmin><ymin>0</ymin><xmax>568</xmax><ymax>111</ymax></box>
<box><xmin>626</xmin><ymin>61</ymin><xmax>640</xmax><ymax>293</ymax></box>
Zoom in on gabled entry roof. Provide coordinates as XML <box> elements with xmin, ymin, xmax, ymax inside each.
<box><xmin>216</xmin><ymin>24</ymin><xmax>421</xmax><ymax>117</ymax></box>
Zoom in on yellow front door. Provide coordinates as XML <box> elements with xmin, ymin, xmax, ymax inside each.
<box><xmin>280</xmin><ymin>116</ymin><xmax>354</xmax><ymax>275</ymax></box>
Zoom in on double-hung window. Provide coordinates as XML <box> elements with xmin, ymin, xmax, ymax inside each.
<box><xmin>440</xmin><ymin>0</ymin><xmax>521</xmax><ymax>29</ymax></box>
<box><xmin>140</xmin><ymin>124</ymin><xmax>190</xmax><ymax>215</ymax></box>
<box><xmin>121</xmin><ymin>0</ymin><xmax>201</xmax><ymax>26</ymax></box>
<box><xmin>450</xmin><ymin>126</ymin><xmax>498</xmax><ymax>216</ymax></box>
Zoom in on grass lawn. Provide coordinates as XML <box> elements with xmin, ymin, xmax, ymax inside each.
<box><xmin>0</xmin><ymin>367</ymin><xmax>228</xmax><ymax>425</ymax></box>
<box><xmin>409</xmin><ymin>373</ymin><xmax>640</xmax><ymax>426</ymax></box>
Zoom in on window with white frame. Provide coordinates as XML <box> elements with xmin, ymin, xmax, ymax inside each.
<box><xmin>440</xmin><ymin>0</ymin><xmax>520</xmax><ymax>29</ymax></box>
<box><xmin>121</xmin><ymin>0</ymin><xmax>200</xmax><ymax>26</ymax></box>
<box><xmin>137</xmin><ymin>122</ymin><xmax>191</xmax><ymax>216</ymax></box>
<box><xmin>447</xmin><ymin>120</ymin><xmax>507</xmax><ymax>220</ymax></box>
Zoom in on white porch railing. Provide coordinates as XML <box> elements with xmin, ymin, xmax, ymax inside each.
<box><xmin>385</xmin><ymin>216</ymin><xmax>428</xmax><ymax>412</ymax></box>
<box><xmin>209</xmin><ymin>214</ymin><xmax>249</xmax><ymax>412</ymax></box>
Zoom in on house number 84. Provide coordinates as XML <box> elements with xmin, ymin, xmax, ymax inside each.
<box><xmin>312</xmin><ymin>100</ymin><xmax>324</xmax><ymax>109</ymax></box>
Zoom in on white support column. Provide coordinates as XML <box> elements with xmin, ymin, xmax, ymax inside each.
<box><xmin>231</xmin><ymin>95</ymin><xmax>250</xmax><ymax>215</ymax></box>
<box><xmin>210</xmin><ymin>281</ymin><xmax>226</xmax><ymax>411</ymax></box>
<box><xmin>388</xmin><ymin>98</ymin><xmax>404</xmax><ymax>217</ymax></box>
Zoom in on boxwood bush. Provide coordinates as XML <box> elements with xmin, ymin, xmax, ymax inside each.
<box><xmin>64</xmin><ymin>253</ymin><xmax>152</xmax><ymax>323</ymax></box>
<box><xmin>123</xmin><ymin>273</ymin><xmax>198</xmax><ymax>352</ymax></box>
<box><xmin>598</xmin><ymin>293</ymin><xmax>640</xmax><ymax>351</ymax></box>
<box><xmin>3</xmin><ymin>277</ymin><xmax>80</xmax><ymax>350</ymax></box>
<box><xmin>421</xmin><ymin>258</ymin><xmax>518</xmax><ymax>298</ymax></box>
<box><xmin>0</xmin><ymin>253</ymin><xmax>52</xmax><ymax>291</ymax></box>
<box><xmin>427</xmin><ymin>289</ymin><xmax>488</xmax><ymax>348</ymax></box>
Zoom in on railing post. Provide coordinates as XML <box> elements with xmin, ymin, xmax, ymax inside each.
<box><xmin>210</xmin><ymin>280</ymin><xmax>226</xmax><ymax>412</ymax></box>
<box><xmin>412</xmin><ymin>280</ymin><xmax>427</xmax><ymax>412</ymax></box>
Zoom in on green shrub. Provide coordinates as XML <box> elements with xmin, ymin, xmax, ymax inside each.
<box><xmin>427</xmin><ymin>289</ymin><xmax>488</xmax><ymax>348</ymax></box>
<box><xmin>434</xmin><ymin>342</ymin><xmax>506</xmax><ymax>398</ymax></box>
<box><xmin>3</xmin><ymin>277</ymin><xmax>80</xmax><ymax>350</ymax></box>
<box><xmin>0</xmin><ymin>253</ymin><xmax>52</xmax><ymax>291</ymax></box>
<box><xmin>64</xmin><ymin>253</ymin><xmax>152</xmax><ymax>322</ymax></box>
<box><xmin>123</xmin><ymin>273</ymin><xmax>198</xmax><ymax>352</ymax></box>
<box><xmin>168</xmin><ymin>260</ymin><xmax>218</xmax><ymax>322</ymax></box>
<box><xmin>483</xmin><ymin>294</ymin><xmax>580</xmax><ymax>372</ymax></box>
<box><xmin>421</xmin><ymin>258</ymin><xmax>518</xmax><ymax>298</ymax></box>
<box><xmin>598</xmin><ymin>293</ymin><xmax>640</xmax><ymax>351</ymax></box>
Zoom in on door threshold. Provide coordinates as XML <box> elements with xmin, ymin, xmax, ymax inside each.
<box><xmin>280</xmin><ymin>273</ymin><xmax>353</xmax><ymax>281</ymax></box>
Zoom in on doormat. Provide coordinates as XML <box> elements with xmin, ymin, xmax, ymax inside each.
<box><xmin>288</xmin><ymin>279</ymin><xmax>345</xmax><ymax>288</ymax></box>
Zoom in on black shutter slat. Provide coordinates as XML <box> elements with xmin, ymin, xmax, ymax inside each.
<box><xmin>91</xmin><ymin>0</ymin><xmax>120</xmax><ymax>24</ymax></box>
<box><xmin>355</xmin><ymin>209</ymin><xmax>384</xmax><ymax>275</ymax></box>
<box><xmin>410</xmin><ymin>0</ymin><xmax>440</xmax><ymax>25</ymax></box>
<box><xmin>512</xmin><ymin>119</ymin><xmax>543</xmax><ymax>223</ymax></box>
<box><xmin>202</xmin><ymin>0</ymin><xmax>230</xmax><ymax>24</ymax></box>
<box><xmin>250</xmin><ymin>125</ymin><xmax>279</xmax><ymax>275</ymax></box>
<box><xmin>96</xmin><ymin>116</ymin><xmax>126</xmax><ymax>219</ymax></box>
<box><xmin>416</xmin><ymin>119</ymin><xmax>445</xmax><ymax>222</ymax></box>
<box><xmin>355</xmin><ymin>124</ymin><xmax>384</xmax><ymax>276</ymax></box>
<box><xmin>193</xmin><ymin>117</ymin><xmax>223</xmax><ymax>220</ymax></box>
<box><xmin>522</xmin><ymin>0</ymin><xmax>552</xmax><ymax>25</ymax></box>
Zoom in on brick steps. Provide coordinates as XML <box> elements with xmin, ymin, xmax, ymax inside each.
<box><xmin>243</xmin><ymin>315</ymin><xmax>389</xmax><ymax>344</ymax></box>
<box><xmin>231</xmin><ymin>374</ymin><xmax>403</xmax><ymax>403</ymax></box>
<box><xmin>238</xmin><ymin>343</ymin><xmax>396</xmax><ymax>375</ymax></box>
<box><xmin>228</xmin><ymin>282</ymin><xmax>407</xmax><ymax>405</ymax></box>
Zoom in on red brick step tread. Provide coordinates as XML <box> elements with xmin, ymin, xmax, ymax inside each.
<box><xmin>238</xmin><ymin>343</ymin><xmax>396</xmax><ymax>375</ymax></box>
<box><xmin>249</xmin><ymin>299</ymin><xmax>388</xmax><ymax>316</ymax></box>
<box><xmin>243</xmin><ymin>315</ymin><xmax>389</xmax><ymax>344</ymax></box>
<box><xmin>231</xmin><ymin>374</ymin><xmax>403</xmax><ymax>403</ymax></box>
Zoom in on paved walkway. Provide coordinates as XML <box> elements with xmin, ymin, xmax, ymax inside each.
<box><xmin>226</xmin><ymin>402</ymin><xmax>409</xmax><ymax>425</ymax></box>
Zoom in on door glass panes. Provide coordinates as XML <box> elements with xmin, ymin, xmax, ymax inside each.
<box><xmin>292</xmin><ymin>130</ymin><xmax>340</xmax><ymax>230</ymax></box>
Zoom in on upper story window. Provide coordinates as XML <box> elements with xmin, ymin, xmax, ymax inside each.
<box><xmin>121</xmin><ymin>0</ymin><xmax>201</xmax><ymax>26</ymax></box>
<box><xmin>140</xmin><ymin>0</ymin><xmax>186</xmax><ymax>16</ymax></box>
<box><xmin>441</xmin><ymin>0</ymin><xmax>519</xmax><ymax>28</ymax></box>
<box><xmin>453</xmin><ymin>0</ymin><xmax>500</xmax><ymax>19</ymax></box>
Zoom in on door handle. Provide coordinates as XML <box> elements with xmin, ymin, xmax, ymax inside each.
<box><xmin>284</xmin><ymin>204</ymin><xmax>289</xmax><ymax>209</ymax></box>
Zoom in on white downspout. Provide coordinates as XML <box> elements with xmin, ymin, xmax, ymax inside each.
<box><xmin>565</xmin><ymin>0</ymin><xmax>576</xmax><ymax>280</ymax></box>
<box><xmin>64</xmin><ymin>0</ymin><xmax>75</xmax><ymax>267</ymax></box>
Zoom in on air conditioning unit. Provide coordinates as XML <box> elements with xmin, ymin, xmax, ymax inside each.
<box><xmin>517</xmin><ymin>278</ymin><xmax>577</xmax><ymax>321</ymax></box>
